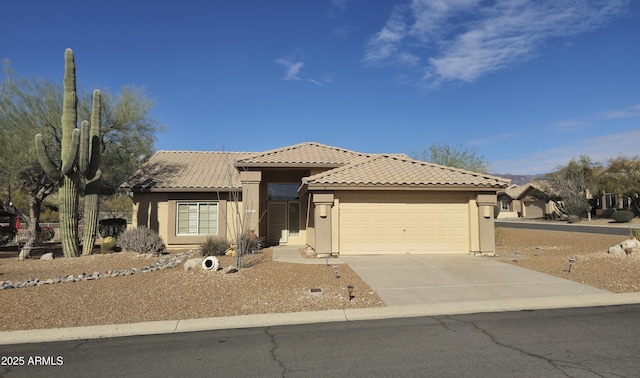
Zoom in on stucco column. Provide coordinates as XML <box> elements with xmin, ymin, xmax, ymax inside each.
<box><xmin>313</xmin><ymin>193</ymin><xmax>334</xmax><ymax>257</ymax></box>
<box><xmin>476</xmin><ymin>193</ymin><xmax>497</xmax><ymax>254</ymax></box>
<box><xmin>240</xmin><ymin>171</ymin><xmax>261</xmax><ymax>237</ymax></box>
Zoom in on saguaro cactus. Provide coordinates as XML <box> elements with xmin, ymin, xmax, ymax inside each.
<box><xmin>34</xmin><ymin>48</ymin><xmax>82</xmax><ymax>257</ymax></box>
<box><xmin>79</xmin><ymin>90</ymin><xmax>102</xmax><ymax>255</ymax></box>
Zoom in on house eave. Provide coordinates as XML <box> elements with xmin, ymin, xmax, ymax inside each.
<box><xmin>125</xmin><ymin>186</ymin><xmax>239</xmax><ymax>193</ymax></box>
<box><xmin>302</xmin><ymin>183</ymin><xmax>507</xmax><ymax>192</ymax></box>
<box><xmin>234</xmin><ymin>162</ymin><xmax>344</xmax><ymax>169</ymax></box>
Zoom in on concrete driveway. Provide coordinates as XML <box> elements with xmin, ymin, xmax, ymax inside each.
<box><xmin>340</xmin><ymin>254</ymin><xmax>608</xmax><ymax>306</ymax></box>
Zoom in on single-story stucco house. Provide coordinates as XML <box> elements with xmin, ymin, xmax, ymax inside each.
<box><xmin>497</xmin><ymin>184</ymin><xmax>552</xmax><ymax>219</ymax></box>
<box><xmin>120</xmin><ymin>142</ymin><xmax>510</xmax><ymax>256</ymax></box>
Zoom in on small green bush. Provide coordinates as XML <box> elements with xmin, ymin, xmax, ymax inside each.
<box><xmin>118</xmin><ymin>226</ymin><xmax>165</xmax><ymax>256</ymax></box>
<box><xmin>200</xmin><ymin>236</ymin><xmax>230</xmax><ymax>256</ymax></box>
<box><xmin>0</xmin><ymin>226</ymin><xmax>17</xmax><ymax>247</ymax></box>
<box><xmin>612</xmin><ymin>210</ymin><xmax>634</xmax><ymax>223</ymax></box>
<box><xmin>99</xmin><ymin>218</ymin><xmax>128</xmax><ymax>238</ymax></box>
<box><xmin>604</xmin><ymin>208</ymin><xmax>617</xmax><ymax>218</ymax></box>
<box><xmin>568</xmin><ymin>215</ymin><xmax>580</xmax><ymax>223</ymax></box>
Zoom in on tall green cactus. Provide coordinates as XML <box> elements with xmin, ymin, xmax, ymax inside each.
<box><xmin>79</xmin><ymin>90</ymin><xmax>102</xmax><ymax>256</ymax></box>
<box><xmin>34</xmin><ymin>48</ymin><xmax>82</xmax><ymax>257</ymax></box>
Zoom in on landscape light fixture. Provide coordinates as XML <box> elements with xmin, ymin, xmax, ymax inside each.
<box><xmin>347</xmin><ymin>285</ymin><xmax>354</xmax><ymax>301</ymax></box>
<box><xmin>514</xmin><ymin>251</ymin><xmax>520</xmax><ymax>263</ymax></box>
<box><xmin>535</xmin><ymin>246</ymin><xmax>540</xmax><ymax>256</ymax></box>
<box><xmin>568</xmin><ymin>257</ymin><xmax>575</xmax><ymax>273</ymax></box>
<box><xmin>333</xmin><ymin>265</ymin><xmax>340</xmax><ymax>279</ymax></box>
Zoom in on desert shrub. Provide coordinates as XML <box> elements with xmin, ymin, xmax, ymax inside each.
<box><xmin>0</xmin><ymin>226</ymin><xmax>17</xmax><ymax>247</ymax></box>
<box><xmin>568</xmin><ymin>215</ymin><xmax>580</xmax><ymax>223</ymax></box>
<box><xmin>99</xmin><ymin>218</ymin><xmax>128</xmax><ymax>238</ymax></box>
<box><xmin>612</xmin><ymin>210</ymin><xmax>634</xmax><ymax>223</ymax></box>
<box><xmin>118</xmin><ymin>226</ymin><xmax>165</xmax><ymax>256</ymax></box>
<box><xmin>200</xmin><ymin>236</ymin><xmax>230</xmax><ymax>256</ymax></box>
<box><xmin>37</xmin><ymin>226</ymin><xmax>55</xmax><ymax>243</ymax></box>
<box><xmin>603</xmin><ymin>208</ymin><xmax>617</xmax><ymax>218</ymax></box>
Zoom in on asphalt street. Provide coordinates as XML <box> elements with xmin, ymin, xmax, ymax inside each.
<box><xmin>2</xmin><ymin>304</ymin><xmax>639</xmax><ymax>377</ymax></box>
<box><xmin>495</xmin><ymin>220</ymin><xmax>632</xmax><ymax>235</ymax></box>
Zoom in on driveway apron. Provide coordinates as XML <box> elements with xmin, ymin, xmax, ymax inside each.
<box><xmin>340</xmin><ymin>255</ymin><xmax>608</xmax><ymax>306</ymax></box>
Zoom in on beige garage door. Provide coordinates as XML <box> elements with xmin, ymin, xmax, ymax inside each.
<box><xmin>339</xmin><ymin>197</ymin><xmax>469</xmax><ymax>255</ymax></box>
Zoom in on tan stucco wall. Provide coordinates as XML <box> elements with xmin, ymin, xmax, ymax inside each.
<box><xmin>476</xmin><ymin>193</ymin><xmax>497</xmax><ymax>254</ymax></box>
<box><xmin>132</xmin><ymin>191</ymin><xmax>236</xmax><ymax>249</ymax></box>
<box><xmin>312</xmin><ymin>192</ymin><xmax>334</xmax><ymax>257</ymax></box>
<box><xmin>132</xmin><ymin>192</ymin><xmax>167</xmax><ymax>233</ymax></box>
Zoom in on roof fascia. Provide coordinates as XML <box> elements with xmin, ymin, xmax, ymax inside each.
<box><xmin>304</xmin><ymin>184</ymin><xmax>506</xmax><ymax>191</ymax></box>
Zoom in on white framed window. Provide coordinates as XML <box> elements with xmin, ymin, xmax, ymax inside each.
<box><xmin>176</xmin><ymin>202</ymin><xmax>218</xmax><ymax>235</ymax></box>
<box><xmin>501</xmin><ymin>199</ymin><xmax>509</xmax><ymax>211</ymax></box>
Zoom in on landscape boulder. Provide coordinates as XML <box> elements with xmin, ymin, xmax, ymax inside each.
<box><xmin>621</xmin><ymin>238</ymin><xmax>640</xmax><ymax>255</ymax></box>
<box><xmin>608</xmin><ymin>245</ymin><xmax>624</xmax><ymax>255</ymax></box>
<box><xmin>184</xmin><ymin>257</ymin><xmax>204</xmax><ymax>271</ymax></box>
<box><xmin>40</xmin><ymin>253</ymin><xmax>54</xmax><ymax>261</ymax></box>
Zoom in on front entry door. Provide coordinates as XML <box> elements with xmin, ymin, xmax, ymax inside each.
<box><xmin>267</xmin><ymin>202</ymin><xmax>288</xmax><ymax>244</ymax></box>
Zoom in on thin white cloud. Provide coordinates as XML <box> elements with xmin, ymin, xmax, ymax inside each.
<box><xmin>364</xmin><ymin>0</ymin><xmax>629</xmax><ymax>87</ymax></box>
<box><xmin>548</xmin><ymin>103</ymin><xmax>640</xmax><ymax>132</ymax></box>
<box><xmin>598</xmin><ymin>103</ymin><xmax>640</xmax><ymax>119</ymax></box>
<box><xmin>492</xmin><ymin>129</ymin><xmax>640</xmax><ymax>174</ymax></box>
<box><xmin>276</xmin><ymin>57</ymin><xmax>304</xmax><ymax>80</ymax></box>
<box><xmin>276</xmin><ymin>54</ymin><xmax>333</xmax><ymax>86</ymax></box>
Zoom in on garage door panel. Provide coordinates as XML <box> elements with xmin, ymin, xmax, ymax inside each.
<box><xmin>339</xmin><ymin>198</ymin><xmax>469</xmax><ymax>255</ymax></box>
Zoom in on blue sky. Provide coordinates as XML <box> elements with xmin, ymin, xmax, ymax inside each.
<box><xmin>2</xmin><ymin>0</ymin><xmax>638</xmax><ymax>175</ymax></box>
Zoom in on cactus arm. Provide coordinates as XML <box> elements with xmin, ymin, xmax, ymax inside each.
<box><xmin>60</xmin><ymin>128</ymin><xmax>80</xmax><ymax>175</ymax></box>
<box><xmin>81</xmin><ymin>89</ymin><xmax>102</xmax><ymax>256</ymax></box>
<box><xmin>88</xmin><ymin>89</ymin><xmax>101</xmax><ymax>177</ymax></box>
<box><xmin>79</xmin><ymin>120</ymin><xmax>90</xmax><ymax>175</ymax></box>
<box><xmin>34</xmin><ymin>134</ymin><xmax>62</xmax><ymax>182</ymax></box>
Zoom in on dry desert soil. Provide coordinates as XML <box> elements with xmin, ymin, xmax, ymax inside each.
<box><xmin>1</xmin><ymin>222</ymin><xmax>639</xmax><ymax>332</ymax></box>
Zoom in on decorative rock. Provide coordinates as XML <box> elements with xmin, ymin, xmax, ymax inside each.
<box><xmin>621</xmin><ymin>238</ymin><xmax>640</xmax><ymax>249</ymax></box>
<box><xmin>608</xmin><ymin>245</ymin><xmax>624</xmax><ymax>255</ymax></box>
<box><xmin>40</xmin><ymin>253</ymin><xmax>54</xmax><ymax>261</ymax></box>
<box><xmin>620</xmin><ymin>238</ymin><xmax>640</xmax><ymax>255</ymax></box>
<box><xmin>184</xmin><ymin>257</ymin><xmax>204</xmax><ymax>271</ymax></box>
<box><xmin>225</xmin><ymin>266</ymin><xmax>238</xmax><ymax>274</ymax></box>
<box><xmin>0</xmin><ymin>251</ymin><xmax>197</xmax><ymax>290</ymax></box>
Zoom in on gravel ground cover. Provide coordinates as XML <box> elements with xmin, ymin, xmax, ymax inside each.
<box><xmin>495</xmin><ymin>225</ymin><xmax>640</xmax><ymax>293</ymax></box>
<box><xmin>1</xmin><ymin>224</ymin><xmax>639</xmax><ymax>332</ymax></box>
<box><xmin>0</xmin><ymin>248</ymin><xmax>384</xmax><ymax>332</ymax></box>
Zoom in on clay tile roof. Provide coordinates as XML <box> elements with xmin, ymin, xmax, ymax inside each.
<box><xmin>303</xmin><ymin>155</ymin><xmax>510</xmax><ymax>189</ymax></box>
<box><xmin>504</xmin><ymin>185</ymin><xmax>530</xmax><ymax>199</ymax></box>
<box><xmin>120</xmin><ymin>151</ymin><xmax>255</xmax><ymax>192</ymax></box>
<box><xmin>235</xmin><ymin>142</ymin><xmax>367</xmax><ymax>167</ymax></box>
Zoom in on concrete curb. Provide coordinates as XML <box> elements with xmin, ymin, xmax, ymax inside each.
<box><xmin>2</xmin><ymin>293</ymin><xmax>639</xmax><ymax>345</ymax></box>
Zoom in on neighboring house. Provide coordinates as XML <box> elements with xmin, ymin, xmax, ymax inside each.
<box><xmin>591</xmin><ymin>192</ymin><xmax>633</xmax><ymax>216</ymax></box>
<box><xmin>120</xmin><ymin>142</ymin><xmax>510</xmax><ymax>256</ymax></box>
<box><xmin>497</xmin><ymin>183</ymin><xmax>552</xmax><ymax>219</ymax></box>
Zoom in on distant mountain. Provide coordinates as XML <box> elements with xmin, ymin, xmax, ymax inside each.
<box><xmin>491</xmin><ymin>173</ymin><xmax>548</xmax><ymax>186</ymax></box>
